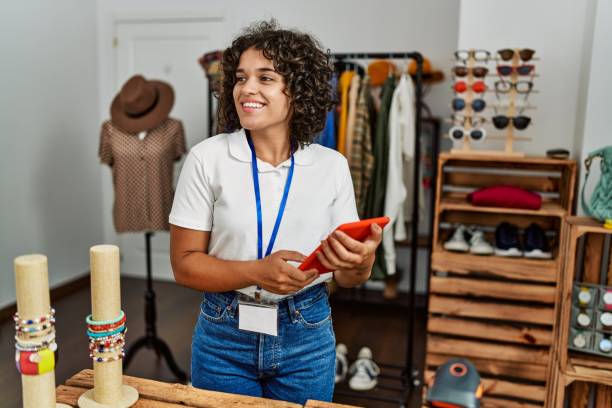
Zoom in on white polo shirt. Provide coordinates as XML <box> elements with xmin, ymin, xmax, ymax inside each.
<box><xmin>169</xmin><ymin>128</ymin><xmax>359</xmax><ymax>301</ymax></box>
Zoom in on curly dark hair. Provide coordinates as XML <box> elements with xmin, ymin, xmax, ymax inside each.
<box><xmin>218</xmin><ymin>19</ymin><xmax>335</xmax><ymax>147</ymax></box>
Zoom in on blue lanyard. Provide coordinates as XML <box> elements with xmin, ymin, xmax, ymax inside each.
<box><xmin>246</xmin><ymin>135</ymin><xmax>295</xmax><ymax>261</ymax></box>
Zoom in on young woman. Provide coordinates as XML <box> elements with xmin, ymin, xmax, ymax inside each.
<box><xmin>169</xmin><ymin>20</ymin><xmax>382</xmax><ymax>404</ymax></box>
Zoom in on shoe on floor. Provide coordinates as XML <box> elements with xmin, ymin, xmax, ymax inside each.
<box><xmin>444</xmin><ymin>225</ymin><xmax>470</xmax><ymax>252</ymax></box>
<box><xmin>348</xmin><ymin>347</ymin><xmax>380</xmax><ymax>391</ymax></box>
<box><xmin>494</xmin><ymin>222</ymin><xmax>523</xmax><ymax>257</ymax></box>
<box><xmin>523</xmin><ymin>223</ymin><xmax>552</xmax><ymax>259</ymax></box>
<box><xmin>335</xmin><ymin>343</ymin><xmax>348</xmax><ymax>384</ymax></box>
<box><xmin>468</xmin><ymin>228</ymin><xmax>494</xmax><ymax>255</ymax></box>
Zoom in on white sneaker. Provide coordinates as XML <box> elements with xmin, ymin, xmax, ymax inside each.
<box><xmin>335</xmin><ymin>343</ymin><xmax>348</xmax><ymax>384</ymax></box>
<box><xmin>443</xmin><ymin>225</ymin><xmax>469</xmax><ymax>252</ymax></box>
<box><xmin>348</xmin><ymin>347</ymin><xmax>380</xmax><ymax>391</ymax></box>
<box><xmin>468</xmin><ymin>229</ymin><xmax>494</xmax><ymax>255</ymax></box>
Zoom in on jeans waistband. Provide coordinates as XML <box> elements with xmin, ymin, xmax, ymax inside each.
<box><xmin>202</xmin><ymin>283</ymin><xmax>328</xmax><ymax>320</ymax></box>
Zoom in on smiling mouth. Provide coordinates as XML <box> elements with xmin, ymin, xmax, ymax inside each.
<box><xmin>241</xmin><ymin>101</ymin><xmax>265</xmax><ymax>110</ymax></box>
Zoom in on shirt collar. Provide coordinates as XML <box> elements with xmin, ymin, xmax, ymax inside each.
<box><xmin>228</xmin><ymin>128</ymin><xmax>313</xmax><ymax>167</ymax></box>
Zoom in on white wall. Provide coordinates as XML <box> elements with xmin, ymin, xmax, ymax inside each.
<box><xmin>577</xmin><ymin>0</ymin><xmax>612</xmax><ymax>213</ymax></box>
<box><xmin>95</xmin><ymin>0</ymin><xmax>461</xmax><ymax>281</ymax></box>
<box><xmin>0</xmin><ymin>1</ymin><xmax>102</xmax><ymax>307</ymax></box>
<box><xmin>457</xmin><ymin>0</ymin><xmax>594</xmax><ymax>158</ymax></box>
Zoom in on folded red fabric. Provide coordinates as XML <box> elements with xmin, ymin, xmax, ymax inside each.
<box><xmin>467</xmin><ymin>185</ymin><xmax>542</xmax><ymax>210</ymax></box>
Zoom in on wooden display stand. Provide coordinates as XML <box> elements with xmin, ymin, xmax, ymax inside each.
<box><xmin>546</xmin><ymin>217</ymin><xmax>612</xmax><ymax>407</ymax></box>
<box><xmin>56</xmin><ymin>369</ymin><xmax>359</xmax><ymax>408</ymax></box>
<box><xmin>78</xmin><ymin>245</ymin><xmax>139</xmax><ymax>408</ymax></box>
<box><xmin>423</xmin><ymin>153</ymin><xmax>576</xmax><ymax>407</ymax></box>
<box><xmin>14</xmin><ymin>254</ymin><xmax>71</xmax><ymax>408</ymax></box>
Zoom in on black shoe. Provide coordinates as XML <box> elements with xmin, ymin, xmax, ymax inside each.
<box><xmin>523</xmin><ymin>223</ymin><xmax>552</xmax><ymax>259</ymax></box>
<box><xmin>494</xmin><ymin>222</ymin><xmax>522</xmax><ymax>257</ymax></box>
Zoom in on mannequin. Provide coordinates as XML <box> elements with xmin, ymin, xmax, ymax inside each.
<box><xmin>98</xmin><ymin>74</ymin><xmax>188</xmax><ymax>382</ymax></box>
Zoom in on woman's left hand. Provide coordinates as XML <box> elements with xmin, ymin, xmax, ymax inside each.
<box><xmin>316</xmin><ymin>223</ymin><xmax>383</xmax><ymax>277</ymax></box>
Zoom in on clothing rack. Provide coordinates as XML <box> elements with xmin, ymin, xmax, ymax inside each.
<box><xmin>205</xmin><ymin>50</ymin><xmax>438</xmax><ymax>407</ymax></box>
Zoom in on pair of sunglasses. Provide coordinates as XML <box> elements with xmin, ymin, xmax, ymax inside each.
<box><xmin>454</xmin><ymin>81</ymin><xmax>487</xmax><ymax>93</ymax></box>
<box><xmin>455</xmin><ymin>49</ymin><xmax>490</xmax><ymax>63</ymax></box>
<box><xmin>453</xmin><ymin>114</ymin><xmax>486</xmax><ymax>128</ymax></box>
<box><xmin>497</xmin><ymin>65</ymin><xmax>535</xmax><ymax>76</ymax></box>
<box><xmin>452</xmin><ymin>98</ymin><xmax>486</xmax><ymax>112</ymax></box>
<box><xmin>449</xmin><ymin>126</ymin><xmax>487</xmax><ymax>143</ymax></box>
<box><xmin>494</xmin><ymin>80</ymin><xmax>533</xmax><ymax>94</ymax></box>
<box><xmin>498</xmin><ymin>48</ymin><xmax>536</xmax><ymax>62</ymax></box>
<box><xmin>492</xmin><ymin>115</ymin><xmax>531</xmax><ymax>130</ymax></box>
<box><xmin>452</xmin><ymin>66</ymin><xmax>488</xmax><ymax>78</ymax></box>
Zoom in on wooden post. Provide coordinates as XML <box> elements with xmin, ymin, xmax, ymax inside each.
<box><xmin>78</xmin><ymin>245</ymin><xmax>138</xmax><ymax>408</ymax></box>
<box><xmin>14</xmin><ymin>254</ymin><xmax>70</xmax><ymax>408</ymax></box>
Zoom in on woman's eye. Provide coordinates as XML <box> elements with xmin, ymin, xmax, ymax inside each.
<box><xmin>235</xmin><ymin>76</ymin><xmax>246</xmax><ymax>82</ymax></box>
<box><xmin>260</xmin><ymin>76</ymin><xmax>272</xmax><ymax>81</ymax></box>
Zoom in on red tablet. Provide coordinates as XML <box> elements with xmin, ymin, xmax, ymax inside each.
<box><xmin>298</xmin><ymin>216</ymin><xmax>390</xmax><ymax>274</ymax></box>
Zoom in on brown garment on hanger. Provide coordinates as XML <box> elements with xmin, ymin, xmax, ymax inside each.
<box><xmin>99</xmin><ymin>118</ymin><xmax>187</xmax><ymax>233</ymax></box>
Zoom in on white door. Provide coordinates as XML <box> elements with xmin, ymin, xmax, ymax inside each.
<box><xmin>112</xmin><ymin>16</ymin><xmax>226</xmax><ymax>280</ymax></box>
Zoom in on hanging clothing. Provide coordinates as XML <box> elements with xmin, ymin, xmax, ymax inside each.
<box><xmin>314</xmin><ymin>74</ymin><xmax>338</xmax><ymax>149</ymax></box>
<box><xmin>344</xmin><ymin>74</ymin><xmax>361</xmax><ymax>162</ymax></box>
<box><xmin>349</xmin><ymin>76</ymin><xmax>375</xmax><ymax>218</ymax></box>
<box><xmin>337</xmin><ymin>71</ymin><xmax>355</xmax><ymax>156</ymax></box>
<box><xmin>365</xmin><ymin>76</ymin><xmax>396</xmax><ymax>279</ymax></box>
<box><xmin>99</xmin><ymin>118</ymin><xmax>186</xmax><ymax>233</ymax></box>
<box><xmin>382</xmin><ymin>73</ymin><xmax>415</xmax><ymax>276</ymax></box>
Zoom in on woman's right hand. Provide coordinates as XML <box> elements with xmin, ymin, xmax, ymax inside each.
<box><xmin>253</xmin><ymin>250</ymin><xmax>319</xmax><ymax>295</ymax></box>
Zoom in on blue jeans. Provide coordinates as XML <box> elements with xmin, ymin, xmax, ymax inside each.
<box><xmin>191</xmin><ymin>283</ymin><xmax>336</xmax><ymax>404</ymax></box>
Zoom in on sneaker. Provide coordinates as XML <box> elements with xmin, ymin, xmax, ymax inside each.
<box><xmin>468</xmin><ymin>228</ymin><xmax>494</xmax><ymax>255</ymax></box>
<box><xmin>335</xmin><ymin>343</ymin><xmax>348</xmax><ymax>384</ymax></box>
<box><xmin>494</xmin><ymin>222</ymin><xmax>523</xmax><ymax>257</ymax></box>
<box><xmin>523</xmin><ymin>223</ymin><xmax>552</xmax><ymax>259</ymax></box>
<box><xmin>444</xmin><ymin>225</ymin><xmax>470</xmax><ymax>252</ymax></box>
<box><xmin>348</xmin><ymin>347</ymin><xmax>380</xmax><ymax>391</ymax></box>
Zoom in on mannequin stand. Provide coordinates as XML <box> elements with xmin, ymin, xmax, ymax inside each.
<box><xmin>122</xmin><ymin>232</ymin><xmax>188</xmax><ymax>383</ymax></box>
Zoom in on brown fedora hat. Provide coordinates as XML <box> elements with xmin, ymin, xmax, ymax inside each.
<box><xmin>110</xmin><ymin>75</ymin><xmax>174</xmax><ymax>133</ymax></box>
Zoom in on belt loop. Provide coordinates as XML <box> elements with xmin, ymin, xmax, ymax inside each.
<box><xmin>227</xmin><ymin>293</ymin><xmax>239</xmax><ymax>318</ymax></box>
<box><xmin>286</xmin><ymin>296</ymin><xmax>299</xmax><ymax>323</ymax></box>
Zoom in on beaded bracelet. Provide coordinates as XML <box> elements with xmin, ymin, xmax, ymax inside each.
<box><xmin>86</xmin><ymin>310</ymin><xmax>125</xmax><ymax>326</ymax></box>
<box><xmin>89</xmin><ymin>352</ymin><xmax>125</xmax><ymax>363</ymax></box>
<box><xmin>87</xmin><ymin>329</ymin><xmax>127</xmax><ymax>343</ymax></box>
<box><xmin>15</xmin><ymin>340</ymin><xmax>57</xmax><ymax>353</ymax></box>
<box><xmin>87</xmin><ymin>325</ymin><xmax>126</xmax><ymax>339</ymax></box>
<box><xmin>14</xmin><ymin>308</ymin><xmax>55</xmax><ymax>326</ymax></box>
<box><xmin>87</xmin><ymin>315</ymin><xmax>126</xmax><ymax>331</ymax></box>
<box><xmin>16</xmin><ymin>327</ymin><xmax>55</xmax><ymax>340</ymax></box>
<box><xmin>90</xmin><ymin>345</ymin><xmax>123</xmax><ymax>354</ymax></box>
<box><xmin>15</xmin><ymin>322</ymin><xmax>54</xmax><ymax>333</ymax></box>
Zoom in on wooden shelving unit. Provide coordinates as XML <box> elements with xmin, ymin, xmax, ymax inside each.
<box><xmin>423</xmin><ymin>153</ymin><xmax>576</xmax><ymax>408</ymax></box>
<box><xmin>547</xmin><ymin>217</ymin><xmax>612</xmax><ymax>407</ymax></box>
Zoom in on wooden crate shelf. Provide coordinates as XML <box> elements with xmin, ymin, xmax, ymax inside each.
<box><xmin>424</xmin><ymin>153</ymin><xmax>576</xmax><ymax>408</ymax></box>
<box><xmin>440</xmin><ymin>196</ymin><xmax>567</xmax><ymax>217</ymax></box>
<box><xmin>547</xmin><ymin>217</ymin><xmax>612</xmax><ymax>407</ymax></box>
<box><xmin>431</xmin><ymin>247</ymin><xmax>558</xmax><ymax>282</ymax></box>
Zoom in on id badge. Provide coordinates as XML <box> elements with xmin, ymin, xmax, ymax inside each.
<box><xmin>237</xmin><ymin>294</ymin><xmax>278</xmax><ymax>336</ymax></box>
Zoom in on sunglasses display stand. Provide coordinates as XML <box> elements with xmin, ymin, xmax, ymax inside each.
<box><xmin>547</xmin><ymin>217</ymin><xmax>612</xmax><ymax>407</ymax></box>
<box><xmin>451</xmin><ymin>48</ymin><xmax>531</xmax><ymax>158</ymax></box>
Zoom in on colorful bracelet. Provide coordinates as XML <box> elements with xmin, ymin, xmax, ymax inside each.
<box><xmin>87</xmin><ymin>315</ymin><xmax>126</xmax><ymax>331</ymax></box>
<box><xmin>87</xmin><ymin>325</ymin><xmax>126</xmax><ymax>339</ymax></box>
<box><xmin>88</xmin><ymin>329</ymin><xmax>127</xmax><ymax>343</ymax></box>
<box><xmin>89</xmin><ymin>352</ymin><xmax>125</xmax><ymax>363</ymax></box>
<box><xmin>16</xmin><ymin>327</ymin><xmax>55</xmax><ymax>340</ymax></box>
<box><xmin>15</xmin><ymin>322</ymin><xmax>54</xmax><ymax>333</ymax></box>
<box><xmin>15</xmin><ymin>340</ymin><xmax>57</xmax><ymax>353</ymax></box>
<box><xmin>15</xmin><ymin>348</ymin><xmax>55</xmax><ymax>375</ymax></box>
<box><xmin>86</xmin><ymin>310</ymin><xmax>125</xmax><ymax>326</ymax></box>
<box><xmin>14</xmin><ymin>308</ymin><xmax>55</xmax><ymax>326</ymax></box>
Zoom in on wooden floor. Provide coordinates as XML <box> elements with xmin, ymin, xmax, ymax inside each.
<box><xmin>1</xmin><ymin>278</ymin><xmax>426</xmax><ymax>407</ymax></box>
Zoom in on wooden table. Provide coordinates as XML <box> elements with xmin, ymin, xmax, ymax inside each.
<box><xmin>56</xmin><ymin>370</ymin><xmax>360</xmax><ymax>408</ymax></box>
